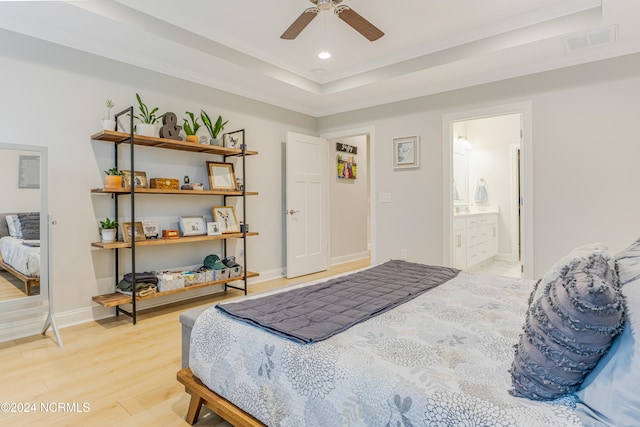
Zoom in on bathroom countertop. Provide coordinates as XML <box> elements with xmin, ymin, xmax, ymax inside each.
<box><xmin>453</xmin><ymin>206</ymin><xmax>499</xmax><ymax>216</ymax></box>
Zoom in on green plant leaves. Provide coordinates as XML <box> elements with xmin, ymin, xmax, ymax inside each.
<box><xmin>183</xmin><ymin>111</ymin><xmax>201</xmax><ymax>135</ymax></box>
<box><xmin>100</xmin><ymin>217</ymin><xmax>118</xmax><ymax>229</ymax></box>
<box><xmin>201</xmin><ymin>110</ymin><xmax>227</xmax><ymax>138</ymax></box>
<box><xmin>134</xmin><ymin>93</ymin><xmax>161</xmax><ymax>124</ymax></box>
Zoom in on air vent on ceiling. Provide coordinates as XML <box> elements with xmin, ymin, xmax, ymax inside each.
<box><xmin>565</xmin><ymin>25</ymin><xmax>617</xmax><ymax>52</ymax></box>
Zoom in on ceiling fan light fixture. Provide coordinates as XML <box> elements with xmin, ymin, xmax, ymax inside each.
<box><xmin>316</xmin><ymin>0</ymin><xmax>333</xmax><ymax>11</ymax></box>
<box><xmin>318</xmin><ymin>51</ymin><xmax>332</xmax><ymax>59</ymax></box>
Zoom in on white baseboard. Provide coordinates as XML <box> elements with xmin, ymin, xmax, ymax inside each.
<box><xmin>0</xmin><ymin>314</ymin><xmax>48</xmax><ymax>342</ymax></box>
<box><xmin>1</xmin><ymin>267</ymin><xmax>288</xmax><ymax>338</ymax></box>
<box><xmin>330</xmin><ymin>251</ymin><xmax>369</xmax><ymax>266</ymax></box>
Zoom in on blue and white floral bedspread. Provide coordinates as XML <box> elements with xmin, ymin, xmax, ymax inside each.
<box><xmin>190</xmin><ymin>271</ymin><xmax>583</xmax><ymax>427</ymax></box>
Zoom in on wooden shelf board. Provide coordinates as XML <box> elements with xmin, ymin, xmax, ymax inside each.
<box><xmin>92</xmin><ymin>271</ymin><xmax>259</xmax><ymax>307</ymax></box>
<box><xmin>91</xmin><ymin>232</ymin><xmax>259</xmax><ymax>249</ymax></box>
<box><xmin>91</xmin><ymin>188</ymin><xmax>258</xmax><ymax>196</ymax></box>
<box><xmin>91</xmin><ymin>130</ymin><xmax>258</xmax><ymax>156</ymax></box>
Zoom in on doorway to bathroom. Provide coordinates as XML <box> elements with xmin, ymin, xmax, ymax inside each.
<box><xmin>442</xmin><ymin>102</ymin><xmax>534</xmax><ymax>279</ymax></box>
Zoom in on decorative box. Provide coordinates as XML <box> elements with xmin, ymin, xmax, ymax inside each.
<box><xmin>203</xmin><ymin>270</ymin><xmax>214</xmax><ymax>283</ymax></box>
<box><xmin>181</xmin><ymin>271</ymin><xmax>198</xmax><ymax>287</ymax></box>
<box><xmin>150</xmin><ymin>178</ymin><xmax>179</xmax><ymax>190</ymax></box>
<box><xmin>193</xmin><ymin>271</ymin><xmax>207</xmax><ymax>284</ymax></box>
<box><xmin>162</xmin><ymin>229</ymin><xmax>179</xmax><ymax>239</ymax></box>
<box><xmin>228</xmin><ymin>265</ymin><xmax>243</xmax><ymax>278</ymax></box>
<box><xmin>213</xmin><ymin>269</ymin><xmax>229</xmax><ymax>280</ymax></box>
<box><xmin>154</xmin><ymin>271</ymin><xmax>185</xmax><ymax>292</ymax></box>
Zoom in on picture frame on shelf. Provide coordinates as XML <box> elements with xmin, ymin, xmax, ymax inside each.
<box><xmin>223</xmin><ymin>129</ymin><xmax>244</xmax><ymax>149</ymax></box>
<box><xmin>212</xmin><ymin>206</ymin><xmax>240</xmax><ymax>233</ymax></box>
<box><xmin>179</xmin><ymin>215</ymin><xmax>207</xmax><ymax>237</ymax></box>
<box><xmin>141</xmin><ymin>219</ymin><xmax>159</xmax><ymax>239</ymax></box>
<box><xmin>392</xmin><ymin>136</ymin><xmax>420</xmax><ymax>169</ymax></box>
<box><xmin>121</xmin><ymin>221</ymin><xmax>146</xmax><ymax>243</ymax></box>
<box><xmin>207</xmin><ymin>221</ymin><xmax>222</xmax><ymax>236</ymax></box>
<box><xmin>122</xmin><ymin>170</ymin><xmax>148</xmax><ymax>188</ymax></box>
<box><xmin>206</xmin><ymin>161</ymin><xmax>237</xmax><ymax>191</ymax></box>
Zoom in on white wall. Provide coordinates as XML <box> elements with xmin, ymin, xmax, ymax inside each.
<box><xmin>3</xmin><ymin>28</ymin><xmax>640</xmax><ymax>326</ymax></box>
<box><xmin>329</xmin><ymin>135</ymin><xmax>368</xmax><ymax>264</ymax></box>
<box><xmin>466</xmin><ymin>114</ymin><xmax>521</xmax><ymax>256</ymax></box>
<box><xmin>0</xmin><ymin>149</ymin><xmax>40</xmax><ymax>213</ymax></box>
<box><xmin>0</xmin><ymin>30</ymin><xmax>316</xmax><ymax>324</ymax></box>
<box><xmin>318</xmin><ymin>53</ymin><xmax>640</xmax><ymax>278</ymax></box>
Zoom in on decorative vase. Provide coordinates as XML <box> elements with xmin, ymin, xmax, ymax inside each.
<box><xmin>186</xmin><ymin>135</ymin><xmax>199</xmax><ymax>143</ymax></box>
<box><xmin>101</xmin><ymin>228</ymin><xmax>116</xmax><ymax>243</ymax></box>
<box><xmin>104</xmin><ymin>175</ymin><xmax>122</xmax><ymax>189</ymax></box>
<box><xmin>136</xmin><ymin>123</ymin><xmax>157</xmax><ymax>137</ymax></box>
<box><xmin>210</xmin><ymin>138</ymin><xmax>221</xmax><ymax>146</ymax></box>
<box><xmin>101</xmin><ymin>119</ymin><xmax>116</xmax><ymax>131</ymax></box>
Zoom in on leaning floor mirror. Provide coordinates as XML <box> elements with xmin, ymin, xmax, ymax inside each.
<box><xmin>0</xmin><ymin>142</ymin><xmax>61</xmax><ymax>346</ymax></box>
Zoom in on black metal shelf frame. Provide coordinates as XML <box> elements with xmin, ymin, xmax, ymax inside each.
<box><xmin>105</xmin><ymin>108</ymin><xmax>249</xmax><ymax>324</ymax></box>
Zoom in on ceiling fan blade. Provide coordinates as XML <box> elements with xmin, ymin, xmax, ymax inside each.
<box><xmin>336</xmin><ymin>7</ymin><xmax>384</xmax><ymax>41</ymax></box>
<box><xmin>281</xmin><ymin>9</ymin><xmax>318</xmax><ymax>40</ymax></box>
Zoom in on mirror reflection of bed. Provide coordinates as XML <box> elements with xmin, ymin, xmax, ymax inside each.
<box><xmin>0</xmin><ymin>148</ymin><xmax>42</xmax><ymax>302</ymax></box>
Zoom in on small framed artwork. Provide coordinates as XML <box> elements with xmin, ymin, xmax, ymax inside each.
<box><xmin>392</xmin><ymin>136</ymin><xmax>420</xmax><ymax>169</ymax></box>
<box><xmin>223</xmin><ymin>129</ymin><xmax>244</xmax><ymax>149</ymax></box>
<box><xmin>206</xmin><ymin>161</ymin><xmax>237</xmax><ymax>191</ymax></box>
<box><xmin>141</xmin><ymin>219</ymin><xmax>159</xmax><ymax>239</ymax></box>
<box><xmin>121</xmin><ymin>221</ymin><xmax>146</xmax><ymax>243</ymax></box>
<box><xmin>122</xmin><ymin>170</ymin><xmax>148</xmax><ymax>188</ymax></box>
<box><xmin>337</xmin><ymin>155</ymin><xmax>357</xmax><ymax>179</ymax></box>
<box><xmin>179</xmin><ymin>215</ymin><xmax>207</xmax><ymax>237</ymax></box>
<box><xmin>212</xmin><ymin>206</ymin><xmax>240</xmax><ymax>233</ymax></box>
<box><xmin>207</xmin><ymin>221</ymin><xmax>222</xmax><ymax>236</ymax></box>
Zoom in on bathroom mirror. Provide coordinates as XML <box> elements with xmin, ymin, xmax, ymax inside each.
<box><xmin>453</xmin><ymin>150</ymin><xmax>468</xmax><ymax>206</ymax></box>
<box><xmin>0</xmin><ymin>142</ymin><xmax>58</xmax><ymax>344</ymax></box>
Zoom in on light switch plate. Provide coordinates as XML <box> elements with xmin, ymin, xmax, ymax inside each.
<box><xmin>378</xmin><ymin>192</ymin><xmax>391</xmax><ymax>203</ymax></box>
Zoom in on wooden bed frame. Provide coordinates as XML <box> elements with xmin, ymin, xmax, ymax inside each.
<box><xmin>177</xmin><ymin>368</ymin><xmax>265</xmax><ymax>426</ymax></box>
<box><xmin>0</xmin><ymin>251</ymin><xmax>39</xmax><ymax>296</ymax></box>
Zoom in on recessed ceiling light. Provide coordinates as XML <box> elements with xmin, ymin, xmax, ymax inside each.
<box><xmin>318</xmin><ymin>51</ymin><xmax>331</xmax><ymax>59</ymax></box>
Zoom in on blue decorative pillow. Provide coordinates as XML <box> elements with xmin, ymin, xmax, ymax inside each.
<box><xmin>531</xmin><ymin>243</ymin><xmax>612</xmax><ymax>305</ymax></box>
<box><xmin>574</xmin><ymin>238</ymin><xmax>640</xmax><ymax>425</ymax></box>
<box><xmin>17</xmin><ymin>212</ymin><xmax>39</xmax><ymax>240</ymax></box>
<box><xmin>510</xmin><ymin>253</ymin><xmax>625</xmax><ymax>400</ymax></box>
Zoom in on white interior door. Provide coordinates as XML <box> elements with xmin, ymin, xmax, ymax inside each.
<box><xmin>286</xmin><ymin>132</ymin><xmax>329</xmax><ymax>278</ymax></box>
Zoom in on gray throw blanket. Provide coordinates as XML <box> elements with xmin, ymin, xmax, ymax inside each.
<box><xmin>216</xmin><ymin>260</ymin><xmax>460</xmax><ymax>344</ymax></box>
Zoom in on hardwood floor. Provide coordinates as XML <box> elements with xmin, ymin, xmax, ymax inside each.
<box><xmin>0</xmin><ymin>258</ymin><xmax>370</xmax><ymax>427</ymax></box>
<box><xmin>0</xmin><ymin>270</ymin><xmax>29</xmax><ymax>302</ymax></box>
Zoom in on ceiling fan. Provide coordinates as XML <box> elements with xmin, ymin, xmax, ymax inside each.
<box><xmin>281</xmin><ymin>0</ymin><xmax>384</xmax><ymax>42</ymax></box>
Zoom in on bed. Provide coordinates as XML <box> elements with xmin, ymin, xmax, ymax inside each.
<box><xmin>0</xmin><ymin>213</ymin><xmax>40</xmax><ymax>296</ymax></box>
<box><xmin>178</xmin><ymin>243</ymin><xmax>640</xmax><ymax>427</ymax></box>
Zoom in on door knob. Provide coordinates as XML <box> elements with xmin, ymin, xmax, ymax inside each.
<box><xmin>288</xmin><ymin>209</ymin><xmax>300</xmax><ymax>215</ymax></box>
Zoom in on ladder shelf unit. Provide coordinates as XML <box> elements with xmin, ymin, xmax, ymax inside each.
<box><xmin>90</xmin><ymin>108</ymin><xmax>258</xmax><ymax>324</ymax></box>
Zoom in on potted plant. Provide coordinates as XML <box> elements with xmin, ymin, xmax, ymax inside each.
<box><xmin>99</xmin><ymin>217</ymin><xmax>118</xmax><ymax>243</ymax></box>
<box><xmin>201</xmin><ymin>110</ymin><xmax>228</xmax><ymax>146</ymax></box>
<box><xmin>104</xmin><ymin>167</ymin><xmax>123</xmax><ymax>189</ymax></box>
<box><xmin>183</xmin><ymin>111</ymin><xmax>201</xmax><ymax>143</ymax></box>
<box><xmin>101</xmin><ymin>99</ymin><xmax>116</xmax><ymax>131</ymax></box>
<box><xmin>133</xmin><ymin>93</ymin><xmax>161</xmax><ymax>137</ymax></box>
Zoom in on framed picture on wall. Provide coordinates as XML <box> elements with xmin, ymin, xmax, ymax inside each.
<box><xmin>392</xmin><ymin>136</ymin><xmax>419</xmax><ymax>169</ymax></box>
